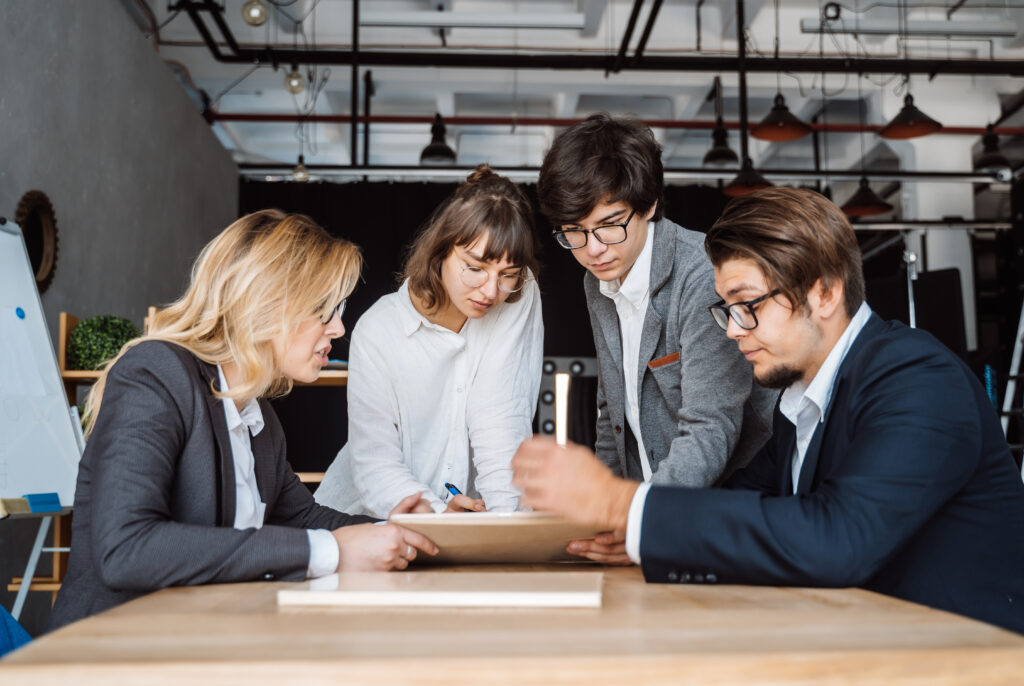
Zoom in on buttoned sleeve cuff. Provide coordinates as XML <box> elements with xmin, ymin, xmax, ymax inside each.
<box><xmin>306</xmin><ymin>528</ymin><xmax>339</xmax><ymax>578</ymax></box>
<box><xmin>625</xmin><ymin>481</ymin><xmax>652</xmax><ymax>564</ymax></box>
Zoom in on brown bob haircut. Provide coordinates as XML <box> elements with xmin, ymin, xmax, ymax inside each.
<box><xmin>705</xmin><ymin>187</ymin><xmax>865</xmax><ymax>318</ymax></box>
<box><xmin>404</xmin><ymin>164</ymin><xmax>540</xmax><ymax>312</ymax></box>
<box><xmin>538</xmin><ymin>112</ymin><xmax>665</xmax><ymax>226</ymax></box>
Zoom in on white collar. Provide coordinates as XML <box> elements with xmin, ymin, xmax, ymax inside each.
<box><xmin>599</xmin><ymin>220</ymin><xmax>655</xmax><ymax>308</ymax></box>
<box><xmin>780</xmin><ymin>302</ymin><xmax>873</xmax><ymax>422</ymax></box>
<box><xmin>217</xmin><ymin>365</ymin><xmax>265</xmax><ymax>436</ymax></box>
<box><xmin>396</xmin><ymin>279</ymin><xmax>469</xmax><ymax>337</ymax></box>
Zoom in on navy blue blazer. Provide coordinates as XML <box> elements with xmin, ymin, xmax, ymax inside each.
<box><xmin>639</xmin><ymin>314</ymin><xmax>1024</xmax><ymax>634</ymax></box>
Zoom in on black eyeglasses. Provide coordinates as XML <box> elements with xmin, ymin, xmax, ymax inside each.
<box><xmin>320</xmin><ymin>300</ymin><xmax>346</xmax><ymax>325</ymax></box>
<box><xmin>708</xmin><ymin>290</ymin><xmax>780</xmax><ymax>331</ymax></box>
<box><xmin>552</xmin><ymin>209</ymin><xmax>635</xmax><ymax>250</ymax></box>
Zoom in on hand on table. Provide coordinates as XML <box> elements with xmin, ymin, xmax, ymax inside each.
<box><xmin>567</xmin><ymin>529</ymin><xmax>633</xmax><ymax>566</ymax></box>
<box><xmin>512</xmin><ymin>436</ymin><xmax>638</xmax><ymax>533</ymax></box>
<box><xmin>331</xmin><ymin>493</ymin><xmax>439</xmax><ymax>571</ymax></box>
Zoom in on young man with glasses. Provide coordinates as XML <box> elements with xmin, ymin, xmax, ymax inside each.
<box><xmin>513</xmin><ymin>187</ymin><xmax>1024</xmax><ymax>634</ymax></box>
<box><xmin>537</xmin><ymin>113</ymin><xmax>775</xmax><ymax>562</ymax></box>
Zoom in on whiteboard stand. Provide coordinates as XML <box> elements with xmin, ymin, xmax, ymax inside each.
<box><xmin>10</xmin><ymin>511</ymin><xmax>70</xmax><ymax>622</ymax></box>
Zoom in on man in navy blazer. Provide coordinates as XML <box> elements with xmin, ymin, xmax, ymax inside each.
<box><xmin>513</xmin><ymin>187</ymin><xmax>1024</xmax><ymax>634</ymax></box>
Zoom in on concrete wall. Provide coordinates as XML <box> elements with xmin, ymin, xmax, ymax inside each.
<box><xmin>0</xmin><ymin>1</ymin><xmax>238</xmax><ymax>636</ymax></box>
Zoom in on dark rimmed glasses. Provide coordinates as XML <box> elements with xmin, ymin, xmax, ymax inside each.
<box><xmin>708</xmin><ymin>290</ymin><xmax>780</xmax><ymax>331</ymax></box>
<box><xmin>320</xmin><ymin>300</ymin><xmax>346</xmax><ymax>325</ymax></box>
<box><xmin>552</xmin><ymin>209</ymin><xmax>635</xmax><ymax>250</ymax></box>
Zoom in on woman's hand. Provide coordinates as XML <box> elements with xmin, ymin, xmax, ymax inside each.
<box><xmin>444</xmin><ymin>494</ymin><xmax>486</xmax><ymax>513</ymax></box>
<box><xmin>331</xmin><ymin>521</ymin><xmax>438</xmax><ymax>572</ymax></box>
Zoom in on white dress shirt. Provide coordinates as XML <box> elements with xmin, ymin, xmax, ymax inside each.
<box><xmin>315</xmin><ymin>277</ymin><xmax>544</xmax><ymax>518</ymax></box>
<box><xmin>217</xmin><ymin>366</ymin><xmax>337</xmax><ymax>578</ymax></box>
<box><xmin>598</xmin><ymin>221</ymin><xmax>656</xmax><ymax>481</ymax></box>
<box><xmin>778</xmin><ymin>302</ymin><xmax>872</xmax><ymax>493</ymax></box>
<box><xmin>625</xmin><ymin>302</ymin><xmax>874</xmax><ymax>563</ymax></box>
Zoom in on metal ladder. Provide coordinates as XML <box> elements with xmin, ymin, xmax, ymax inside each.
<box><xmin>1001</xmin><ymin>297</ymin><xmax>1024</xmax><ymax>477</ymax></box>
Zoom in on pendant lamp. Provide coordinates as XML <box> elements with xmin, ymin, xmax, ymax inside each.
<box><xmin>420</xmin><ymin>113</ymin><xmax>456</xmax><ymax>165</ymax></box>
<box><xmin>973</xmin><ymin>124</ymin><xmax>1011</xmax><ymax>174</ymax></box>
<box><xmin>841</xmin><ymin>177</ymin><xmax>893</xmax><ymax>217</ymax></box>
<box><xmin>724</xmin><ymin>158</ymin><xmax>772</xmax><ymax>197</ymax></box>
<box><xmin>879</xmin><ymin>94</ymin><xmax>942</xmax><ymax>140</ymax></box>
<box><xmin>751</xmin><ymin>93</ymin><xmax>812</xmax><ymax>142</ymax></box>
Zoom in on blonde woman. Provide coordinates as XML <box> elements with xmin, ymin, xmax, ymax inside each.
<box><xmin>48</xmin><ymin>210</ymin><xmax>436</xmax><ymax>631</ymax></box>
<box><xmin>315</xmin><ymin>166</ymin><xmax>543</xmax><ymax>517</ymax></box>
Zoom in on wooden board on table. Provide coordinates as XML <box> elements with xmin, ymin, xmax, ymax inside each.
<box><xmin>388</xmin><ymin>511</ymin><xmax>603</xmax><ymax>565</ymax></box>
<box><xmin>278</xmin><ymin>570</ymin><xmax>603</xmax><ymax>608</ymax></box>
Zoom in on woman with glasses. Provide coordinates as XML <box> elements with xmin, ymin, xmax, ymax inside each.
<box><xmin>315</xmin><ymin>165</ymin><xmax>543</xmax><ymax>517</ymax></box>
<box><xmin>49</xmin><ymin>210</ymin><xmax>437</xmax><ymax>631</ymax></box>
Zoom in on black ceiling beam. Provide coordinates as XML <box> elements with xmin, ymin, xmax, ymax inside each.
<box><xmin>635</xmin><ymin>0</ymin><xmax>664</xmax><ymax>60</ymax></box>
<box><xmin>174</xmin><ymin>1</ymin><xmax>1024</xmax><ymax>77</ymax></box>
<box><xmin>611</xmin><ymin>0</ymin><xmax>645</xmax><ymax>74</ymax></box>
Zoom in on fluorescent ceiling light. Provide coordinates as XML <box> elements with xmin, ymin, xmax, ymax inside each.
<box><xmin>361</xmin><ymin>12</ymin><xmax>586</xmax><ymax>30</ymax></box>
<box><xmin>800</xmin><ymin>18</ymin><xmax>1016</xmax><ymax>37</ymax></box>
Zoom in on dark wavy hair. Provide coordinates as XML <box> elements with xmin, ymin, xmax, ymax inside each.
<box><xmin>403</xmin><ymin>165</ymin><xmax>540</xmax><ymax>312</ymax></box>
<box><xmin>537</xmin><ymin>112</ymin><xmax>664</xmax><ymax>226</ymax></box>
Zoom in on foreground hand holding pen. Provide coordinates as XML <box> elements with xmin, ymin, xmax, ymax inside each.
<box><xmin>512</xmin><ymin>436</ymin><xmax>637</xmax><ymax>565</ymax></box>
<box><xmin>443</xmin><ymin>482</ymin><xmax>487</xmax><ymax>513</ymax></box>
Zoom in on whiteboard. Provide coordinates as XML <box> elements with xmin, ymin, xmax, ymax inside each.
<box><xmin>0</xmin><ymin>219</ymin><xmax>82</xmax><ymax>506</ymax></box>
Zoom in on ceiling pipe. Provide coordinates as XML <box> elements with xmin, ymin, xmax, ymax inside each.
<box><xmin>237</xmin><ymin>163</ymin><xmax>1009</xmax><ymax>185</ymax></box>
<box><xmin>172</xmin><ymin>1</ymin><xmax>1024</xmax><ymax>76</ymax></box>
<box><xmin>351</xmin><ymin>0</ymin><xmax>359</xmax><ymax>167</ymax></box>
<box><xmin>611</xmin><ymin>0</ymin><xmax>645</xmax><ymax>75</ymax></box>
<box><xmin>207</xmin><ymin>111</ymin><xmax>1024</xmax><ymax>137</ymax></box>
<box><xmin>635</xmin><ymin>0</ymin><xmax>665</xmax><ymax>60</ymax></box>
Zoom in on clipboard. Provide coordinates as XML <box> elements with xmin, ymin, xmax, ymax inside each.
<box><xmin>388</xmin><ymin>511</ymin><xmax>604</xmax><ymax>565</ymax></box>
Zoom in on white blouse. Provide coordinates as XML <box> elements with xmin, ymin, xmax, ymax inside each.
<box><xmin>315</xmin><ymin>278</ymin><xmax>543</xmax><ymax>518</ymax></box>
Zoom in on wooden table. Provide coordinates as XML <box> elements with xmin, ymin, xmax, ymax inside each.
<box><xmin>4</xmin><ymin>565</ymin><xmax>1023</xmax><ymax>684</ymax></box>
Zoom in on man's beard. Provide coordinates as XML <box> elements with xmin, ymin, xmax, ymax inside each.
<box><xmin>756</xmin><ymin>364</ymin><xmax>803</xmax><ymax>389</ymax></box>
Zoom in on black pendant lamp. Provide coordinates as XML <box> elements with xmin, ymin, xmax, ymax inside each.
<box><xmin>751</xmin><ymin>93</ymin><xmax>812</xmax><ymax>142</ymax></box>
<box><xmin>879</xmin><ymin>94</ymin><xmax>942</xmax><ymax>140</ymax></box>
<box><xmin>704</xmin><ymin>122</ymin><xmax>740</xmax><ymax>167</ymax></box>
<box><xmin>974</xmin><ymin>124</ymin><xmax>1011</xmax><ymax>174</ymax></box>
<box><xmin>420</xmin><ymin>113</ymin><xmax>456</xmax><ymax>165</ymax></box>
<box><xmin>724</xmin><ymin>158</ymin><xmax>772</xmax><ymax>197</ymax></box>
<box><xmin>841</xmin><ymin>177</ymin><xmax>893</xmax><ymax>217</ymax></box>
<box><xmin>704</xmin><ymin>78</ymin><xmax>738</xmax><ymax>167</ymax></box>
<box><xmin>724</xmin><ymin>0</ymin><xmax>771</xmax><ymax>197</ymax></box>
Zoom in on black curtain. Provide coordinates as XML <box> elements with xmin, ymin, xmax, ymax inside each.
<box><xmin>240</xmin><ymin>179</ymin><xmax>731</xmax><ymax>473</ymax></box>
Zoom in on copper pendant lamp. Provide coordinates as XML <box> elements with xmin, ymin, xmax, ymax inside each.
<box><xmin>751</xmin><ymin>93</ymin><xmax>812</xmax><ymax>142</ymax></box>
<box><xmin>841</xmin><ymin>177</ymin><xmax>893</xmax><ymax>217</ymax></box>
<box><xmin>724</xmin><ymin>158</ymin><xmax>772</xmax><ymax>197</ymax></box>
<box><xmin>878</xmin><ymin>93</ymin><xmax>942</xmax><ymax>140</ymax></box>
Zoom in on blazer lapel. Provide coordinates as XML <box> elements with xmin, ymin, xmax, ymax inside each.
<box><xmin>794</xmin><ymin>313</ymin><xmax>886</xmax><ymax>494</ymax></box>
<box><xmin>250</xmin><ymin>406</ymin><xmax>276</xmax><ymax>518</ymax></box>
<box><xmin>776</xmin><ymin>418</ymin><xmax>798</xmax><ymax>495</ymax></box>
<box><xmin>591</xmin><ymin>291</ymin><xmax>623</xmax><ymax>375</ymax></box>
<box><xmin>200</xmin><ymin>362</ymin><xmax>236</xmax><ymax>527</ymax></box>
<box><xmin>637</xmin><ymin>220</ymin><xmax>676</xmax><ymax>389</ymax></box>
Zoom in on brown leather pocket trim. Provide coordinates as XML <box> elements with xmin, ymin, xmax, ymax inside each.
<box><xmin>648</xmin><ymin>351</ymin><xmax>680</xmax><ymax>369</ymax></box>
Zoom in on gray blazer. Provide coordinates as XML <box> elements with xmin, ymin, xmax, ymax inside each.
<box><xmin>585</xmin><ymin>218</ymin><xmax>777</xmax><ymax>486</ymax></box>
<box><xmin>48</xmin><ymin>340</ymin><xmax>372</xmax><ymax>631</ymax></box>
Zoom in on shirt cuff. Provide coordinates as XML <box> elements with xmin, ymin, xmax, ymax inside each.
<box><xmin>625</xmin><ymin>482</ymin><xmax>652</xmax><ymax>565</ymax></box>
<box><xmin>306</xmin><ymin>528</ymin><xmax>339</xmax><ymax>578</ymax></box>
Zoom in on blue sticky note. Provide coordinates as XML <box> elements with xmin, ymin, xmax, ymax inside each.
<box><xmin>24</xmin><ymin>493</ymin><xmax>61</xmax><ymax>513</ymax></box>
<box><xmin>15</xmin><ymin>307</ymin><xmax>25</xmax><ymax>319</ymax></box>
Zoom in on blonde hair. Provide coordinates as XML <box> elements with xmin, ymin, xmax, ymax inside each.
<box><xmin>83</xmin><ymin>210</ymin><xmax>362</xmax><ymax>436</ymax></box>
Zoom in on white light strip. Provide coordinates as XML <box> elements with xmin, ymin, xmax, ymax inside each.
<box><xmin>554</xmin><ymin>373</ymin><xmax>570</xmax><ymax>447</ymax></box>
<box><xmin>361</xmin><ymin>12</ymin><xmax>586</xmax><ymax>30</ymax></box>
<box><xmin>800</xmin><ymin>18</ymin><xmax>1017</xmax><ymax>38</ymax></box>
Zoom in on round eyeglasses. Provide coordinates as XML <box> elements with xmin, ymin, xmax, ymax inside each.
<box><xmin>460</xmin><ymin>264</ymin><xmax>524</xmax><ymax>293</ymax></box>
<box><xmin>320</xmin><ymin>300</ymin><xmax>346</xmax><ymax>325</ymax></box>
<box><xmin>552</xmin><ymin>209</ymin><xmax>635</xmax><ymax>250</ymax></box>
<box><xmin>708</xmin><ymin>290</ymin><xmax>780</xmax><ymax>331</ymax></box>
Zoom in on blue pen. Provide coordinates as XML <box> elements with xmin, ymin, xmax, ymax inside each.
<box><xmin>444</xmin><ymin>482</ymin><xmax>463</xmax><ymax>497</ymax></box>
